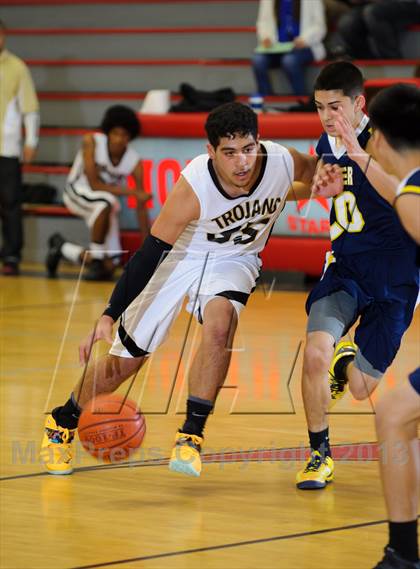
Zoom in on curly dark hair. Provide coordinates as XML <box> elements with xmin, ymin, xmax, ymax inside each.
<box><xmin>205</xmin><ymin>102</ymin><xmax>258</xmax><ymax>148</ymax></box>
<box><xmin>369</xmin><ymin>83</ymin><xmax>420</xmax><ymax>151</ymax></box>
<box><xmin>100</xmin><ymin>105</ymin><xmax>140</xmax><ymax>140</ymax></box>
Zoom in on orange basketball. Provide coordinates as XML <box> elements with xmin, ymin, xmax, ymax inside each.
<box><xmin>78</xmin><ymin>393</ymin><xmax>146</xmax><ymax>463</ymax></box>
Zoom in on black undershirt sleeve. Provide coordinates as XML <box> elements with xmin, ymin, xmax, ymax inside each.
<box><xmin>103</xmin><ymin>235</ymin><xmax>173</xmax><ymax>322</ymax></box>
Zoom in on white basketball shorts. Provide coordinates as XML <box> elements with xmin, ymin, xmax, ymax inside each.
<box><xmin>63</xmin><ymin>182</ymin><xmax>120</xmax><ymax>228</ymax></box>
<box><xmin>109</xmin><ymin>251</ymin><xmax>262</xmax><ymax>358</ymax></box>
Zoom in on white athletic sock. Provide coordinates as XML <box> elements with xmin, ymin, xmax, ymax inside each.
<box><xmin>89</xmin><ymin>242</ymin><xmax>106</xmax><ymax>260</ymax></box>
<box><xmin>61</xmin><ymin>242</ymin><xmax>83</xmax><ymax>264</ymax></box>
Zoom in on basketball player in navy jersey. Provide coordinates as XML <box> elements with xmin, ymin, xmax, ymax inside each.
<box><xmin>296</xmin><ymin>63</ymin><xmax>419</xmax><ymax>490</ymax></box>
<box><xmin>366</xmin><ymin>84</ymin><xmax>420</xmax><ymax>569</ymax></box>
<box><xmin>46</xmin><ymin>105</ymin><xmax>150</xmax><ymax>281</ymax></box>
<box><xmin>40</xmin><ymin>102</ymin><xmax>320</xmax><ymax>477</ymax></box>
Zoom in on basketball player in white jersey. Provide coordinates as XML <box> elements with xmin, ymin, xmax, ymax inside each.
<box><xmin>46</xmin><ymin>105</ymin><xmax>150</xmax><ymax>281</ymax></box>
<box><xmin>41</xmin><ymin>102</ymin><xmax>320</xmax><ymax>477</ymax></box>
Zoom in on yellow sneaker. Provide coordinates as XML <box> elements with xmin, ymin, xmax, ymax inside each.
<box><xmin>296</xmin><ymin>451</ymin><xmax>334</xmax><ymax>490</ymax></box>
<box><xmin>40</xmin><ymin>414</ymin><xmax>75</xmax><ymax>475</ymax></box>
<box><xmin>168</xmin><ymin>432</ymin><xmax>203</xmax><ymax>477</ymax></box>
<box><xmin>329</xmin><ymin>340</ymin><xmax>357</xmax><ymax>407</ymax></box>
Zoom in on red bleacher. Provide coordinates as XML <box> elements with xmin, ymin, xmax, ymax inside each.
<box><xmin>16</xmin><ymin>2</ymin><xmax>419</xmax><ymax>274</ymax></box>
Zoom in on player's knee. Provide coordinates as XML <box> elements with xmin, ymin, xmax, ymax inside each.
<box><xmin>375</xmin><ymin>388</ymin><xmax>407</xmax><ymax>431</ymax></box>
<box><xmin>204</xmin><ymin>304</ymin><xmax>236</xmax><ymax>348</ymax></box>
<box><xmin>252</xmin><ymin>53</ymin><xmax>269</xmax><ymax>70</ymax></box>
<box><xmin>205</xmin><ymin>324</ymin><xmax>232</xmax><ymax>349</ymax></box>
<box><xmin>303</xmin><ymin>342</ymin><xmax>331</xmax><ymax>378</ymax></box>
<box><xmin>281</xmin><ymin>54</ymin><xmax>296</xmax><ymax>73</ymax></box>
<box><xmin>374</xmin><ymin>401</ymin><xmax>389</xmax><ymax>437</ymax></box>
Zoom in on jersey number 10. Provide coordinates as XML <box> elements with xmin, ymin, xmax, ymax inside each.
<box><xmin>330</xmin><ymin>191</ymin><xmax>365</xmax><ymax>241</ymax></box>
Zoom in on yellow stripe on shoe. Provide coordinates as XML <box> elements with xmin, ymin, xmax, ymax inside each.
<box><xmin>40</xmin><ymin>414</ymin><xmax>75</xmax><ymax>475</ymax></box>
<box><xmin>169</xmin><ymin>432</ymin><xmax>203</xmax><ymax>477</ymax></box>
<box><xmin>296</xmin><ymin>451</ymin><xmax>334</xmax><ymax>490</ymax></box>
<box><xmin>329</xmin><ymin>340</ymin><xmax>357</xmax><ymax>408</ymax></box>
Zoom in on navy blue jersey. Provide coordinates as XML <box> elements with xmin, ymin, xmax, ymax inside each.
<box><xmin>396</xmin><ymin>167</ymin><xmax>420</xmax><ymax>267</ymax></box>
<box><xmin>316</xmin><ymin>115</ymin><xmax>415</xmax><ymax>257</ymax></box>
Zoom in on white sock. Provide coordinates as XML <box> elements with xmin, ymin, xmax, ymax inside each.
<box><xmin>89</xmin><ymin>242</ymin><xmax>105</xmax><ymax>260</ymax></box>
<box><xmin>61</xmin><ymin>242</ymin><xmax>83</xmax><ymax>264</ymax></box>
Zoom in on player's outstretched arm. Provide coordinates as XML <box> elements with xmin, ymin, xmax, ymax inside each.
<box><xmin>78</xmin><ymin>176</ymin><xmax>200</xmax><ymax>364</ymax></box>
<box><xmin>285</xmin><ymin>148</ymin><xmax>318</xmax><ymax>201</ymax></box>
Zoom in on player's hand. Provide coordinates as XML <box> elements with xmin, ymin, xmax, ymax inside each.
<box><xmin>262</xmin><ymin>38</ymin><xmax>272</xmax><ymax>48</ymax></box>
<box><xmin>133</xmin><ymin>190</ymin><xmax>152</xmax><ymax>205</ymax></box>
<box><xmin>311</xmin><ymin>163</ymin><xmax>343</xmax><ymax>198</ymax></box>
<box><xmin>331</xmin><ymin>107</ymin><xmax>364</xmax><ymax>161</ymax></box>
<box><xmin>293</xmin><ymin>37</ymin><xmax>306</xmax><ymax>49</ymax></box>
<box><xmin>79</xmin><ymin>315</ymin><xmax>114</xmax><ymax>365</ymax></box>
<box><xmin>23</xmin><ymin>145</ymin><xmax>36</xmax><ymax>164</ymax></box>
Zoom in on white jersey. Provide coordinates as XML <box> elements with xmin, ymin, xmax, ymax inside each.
<box><xmin>67</xmin><ymin>132</ymin><xmax>140</xmax><ymax>190</ymax></box>
<box><xmin>174</xmin><ymin>140</ymin><xmax>294</xmax><ymax>257</ymax></box>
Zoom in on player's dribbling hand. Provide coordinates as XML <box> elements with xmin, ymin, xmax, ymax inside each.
<box><xmin>311</xmin><ymin>163</ymin><xmax>343</xmax><ymax>198</ymax></box>
<box><xmin>79</xmin><ymin>315</ymin><xmax>114</xmax><ymax>365</ymax></box>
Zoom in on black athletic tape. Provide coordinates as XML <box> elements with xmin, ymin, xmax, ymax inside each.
<box><xmin>103</xmin><ymin>235</ymin><xmax>172</xmax><ymax>321</ymax></box>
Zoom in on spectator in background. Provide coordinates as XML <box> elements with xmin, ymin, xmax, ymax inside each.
<box><xmin>0</xmin><ymin>19</ymin><xmax>40</xmax><ymax>276</ymax></box>
<box><xmin>322</xmin><ymin>0</ymin><xmax>360</xmax><ymax>58</ymax></box>
<box><xmin>252</xmin><ymin>0</ymin><xmax>326</xmax><ymax>97</ymax></box>
<box><xmin>363</xmin><ymin>0</ymin><xmax>420</xmax><ymax>58</ymax></box>
<box><xmin>334</xmin><ymin>0</ymin><xmax>420</xmax><ymax>59</ymax></box>
<box><xmin>46</xmin><ymin>106</ymin><xmax>151</xmax><ymax>281</ymax></box>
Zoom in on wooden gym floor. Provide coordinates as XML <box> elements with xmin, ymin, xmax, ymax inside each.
<box><xmin>1</xmin><ymin>266</ymin><xmax>419</xmax><ymax>569</ymax></box>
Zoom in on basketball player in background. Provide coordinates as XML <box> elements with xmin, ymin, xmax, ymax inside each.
<box><xmin>46</xmin><ymin>105</ymin><xmax>150</xmax><ymax>281</ymax></box>
<box><xmin>41</xmin><ymin>102</ymin><xmax>324</xmax><ymax>477</ymax></box>
<box><xmin>295</xmin><ymin>62</ymin><xmax>419</xmax><ymax>490</ymax></box>
<box><xmin>367</xmin><ymin>84</ymin><xmax>419</xmax><ymax>569</ymax></box>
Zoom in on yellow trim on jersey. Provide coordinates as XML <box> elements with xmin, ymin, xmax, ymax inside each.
<box><xmin>398</xmin><ymin>185</ymin><xmax>420</xmax><ymax>196</ymax></box>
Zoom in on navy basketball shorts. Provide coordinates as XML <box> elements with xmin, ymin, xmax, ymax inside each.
<box><xmin>306</xmin><ymin>250</ymin><xmax>419</xmax><ymax>379</ymax></box>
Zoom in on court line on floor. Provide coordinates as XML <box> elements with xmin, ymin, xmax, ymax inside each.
<box><xmin>1</xmin><ymin>298</ymin><xmax>103</xmax><ymax>312</ymax></box>
<box><xmin>0</xmin><ymin>441</ymin><xmax>380</xmax><ymax>482</ymax></box>
<box><xmin>70</xmin><ymin>518</ymin><xmax>390</xmax><ymax>569</ymax></box>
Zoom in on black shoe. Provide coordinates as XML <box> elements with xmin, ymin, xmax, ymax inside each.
<box><xmin>46</xmin><ymin>233</ymin><xmax>65</xmax><ymax>278</ymax></box>
<box><xmin>83</xmin><ymin>259</ymin><xmax>113</xmax><ymax>282</ymax></box>
<box><xmin>373</xmin><ymin>547</ymin><xmax>420</xmax><ymax>569</ymax></box>
<box><xmin>2</xmin><ymin>262</ymin><xmax>19</xmax><ymax>276</ymax></box>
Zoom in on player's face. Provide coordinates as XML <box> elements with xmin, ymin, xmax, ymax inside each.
<box><xmin>207</xmin><ymin>134</ymin><xmax>259</xmax><ymax>189</ymax></box>
<box><xmin>107</xmin><ymin>127</ymin><xmax>131</xmax><ymax>156</ymax></box>
<box><xmin>315</xmin><ymin>90</ymin><xmax>364</xmax><ymax>136</ymax></box>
